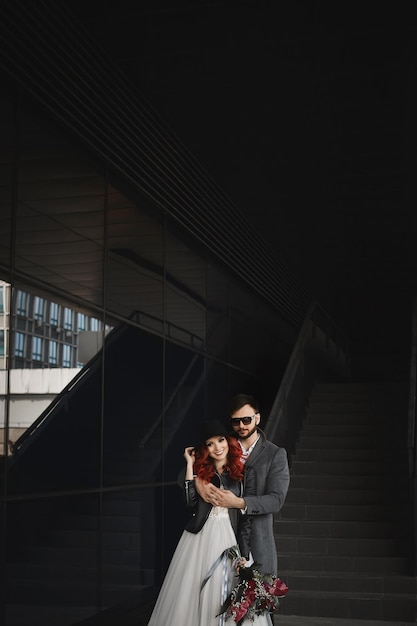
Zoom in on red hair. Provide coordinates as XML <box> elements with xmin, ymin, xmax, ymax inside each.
<box><xmin>194</xmin><ymin>436</ymin><xmax>244</xmax><ymax>482</ymax></box>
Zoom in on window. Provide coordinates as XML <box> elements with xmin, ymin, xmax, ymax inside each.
<box><xmin>15</xmin><ymin>332</ymin><xmax>25</xmax><ymax>357</ymax></box>
<box><xmin>32</xmin><ymin>336</ymin><xmax>43</xmax><ymax>361</ymax></box>
<box><xmin>33</xmin><ymin>296</ymin><xmax>44</xmax><ymax>321</ymax></box>
<box><xmin>0</xmin><ymin>286</ymin><xmax>4</xmax><ymax>313</ymax></box>
<box><xmin>63</xmin><ymin>344</ymin><xmax>71</xmax><ymax>367</ymax></box>
<box><xmin>50</xmin><ymin>302</ymin><xmax>59</xmax><ymax>326</ymax></box>
<box><xmin>77</xmin><ymin>313</ymin><xmax>86</xmax><ymax>331</ymax></box>
<box><xmin>49</xmin><ymin>341</ymin><xmax>57</xmax><ymax>365</ymax></box>
<box><xmin>64</xmin><ymin>307</ymin><xmax>73</xmax><ymax>330</ymax></box>
<box><xmin>90</xmin><ymin>317</ymin><xmax>99</xmax><ymax>331</ymax></box>
<box><xmin>16</xmin><ymin>290</ymin><xmax>27</xmax><ymax>316</ymax></box>
<box><xmin>0</xmin><ymin>330</ymin><xmax>4</xmax><ymax>356</ymax></box>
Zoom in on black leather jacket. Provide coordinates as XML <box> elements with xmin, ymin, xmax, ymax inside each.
<box><xmin>177</xmin><ymin>466</ymin><xmax>256</xmax><ymax>559</ymax></box>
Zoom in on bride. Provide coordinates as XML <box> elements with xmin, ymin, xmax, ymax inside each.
<box><xmin>147</xmin><ymin>419</ymin><xmax>275</xmax><ymax>626</ymax></box>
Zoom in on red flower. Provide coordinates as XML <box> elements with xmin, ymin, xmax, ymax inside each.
<box><xmin>235</xmin><ymin>605</ymin><xmax>248</xmax><ymax>621</ymax></box>
<box><xmin>218</xmin><ymin>562</ymin><xmax>289</xmax><ymax>624</ymax></box>
<box><xmin>270</xmin><ymin>578</ymin><xmax>289</xmax><ymax>597</ymax></box>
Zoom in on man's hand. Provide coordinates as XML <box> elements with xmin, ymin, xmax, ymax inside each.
<box><xmin>194</xmin><ymin>477</ymin><xmax>246</xmax><ymax>509</ymax></box>
<box><xmin>215</xmin><ymin>489</ymin><xmax>246</xmax><ymax>509</ymax></box>
<box><xmin>195</xmin><ymin>477</ymin><xmax>219</xmax><ymax>503</ymax></box>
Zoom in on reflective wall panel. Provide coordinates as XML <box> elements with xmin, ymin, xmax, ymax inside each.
<box><xmin>106</xmin><ymin>186</ymin><xmax>164</xmax><ymax>325</ymax></box>
<box><xmin>0</xmin><ymin>84</ymin><xmax>294</xmax><ymax>626</ymax></box>
<box><xmin>102</xmin><ymin>323</ymin><xmax>163</xmax><ymax>487</ymax></box>
<box><xmin>5</xmin><ymin>493</ymin><xmax>100</xmax><ymax>626</ymax></box>
<box><xmin>16</xmin><ymin>106</ymin><xmax>105</xmax><ymax>309</ymax></box>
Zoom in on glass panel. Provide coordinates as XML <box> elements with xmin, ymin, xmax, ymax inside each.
<box><xmin>164</xmin><ymin>231</ymin><xmax>206</xmax><ymax>350</ymax></box>
<box><xmin>49</xmin><ymin>340</ymin><xmax>58</xmax><ymax>365</ymax></box>
<box><xmin>49</xmin><ymin>302</ymin><xmax>59</xmax><ymax>326</ymax></box>
<box><xmin>33</xmin><ymin>296</ymin><xmax>44</xmax><ymax>321</ymax></box>
<box><xmin>204</xmin><ymin>359</ymin><xmax>231</xmax><ymax>423</ymax></box>
<box><xmin>15</xmin><ymin>105</ymin><xmax>105</xmax><ymax>309</ymax></box>
<box><xmin>100</xmin><ymin>486</ymin><xmax>159</xmax><ymax>611</ymax></box>
<box><xmin>230</xmin><ymin>281</ymin><xmax>257</xmax><ymax>370</ymax></box>
<box><xmin>6</xmin><ymin>102</ymin><xmax>107</xmax><ymax>496</ymax></box>
<box><xmin>15</xmin><ymin>290</ymin><xmax>27</xmax><ymax>316</ymax></box>
<box><xmin>0</xmin><ymin>282</ymin><xmax>10</xmax><ymax>455</ymax></box>
<box><xmin>163</xmin><ymin>342</ymin><xmax>205</xmax><ymax>570</ymax></box>
<box><xmin>0</xmin><ymin>282</ymin><xmax>8</xmax><ymax>356</ymax></box>
<box><xmin>63</xmin><ymin>307</ymin><xmax>73</xmax><ymax>330</ymax></box>
<box><xmin>229</xmin><ymin>281</ymin><xmax>297</xmax><ymax>417</ymax></box>
<box><xmin>7</xmin><ymin>281</ymin><xmax>106</xmax><ymax>495</ymax></box>
<box><xmin>103</xmin><ymin>186</ymin><xmax>165</xmax><ymax>488</ymax></box>
<box><xmin>105</xmin><ymin>186</ymin><xmax>164</xmax><ymax>325</ymax></box>
<box><xmin>163</xmin><ymin>340</ymin><xmax>205</xmax><ymax>475</ymax></box>
<box><xmin>206</xmin><ymin>264</ymin><xmax>230</xmax><ymax>361</ymax></box>
<box><xmin>0</xmin><ymin>92</ymin><xmax>13</xmax><ymax>274</ymax></box>
<box><xmin>102</xmin><ymin>323</ymin><xmax>163</xmax><ymax>487</ymax></box>
<box><xmin>5</xmin><ymin>494</ymin><xmax>100</xmax><ymax>626</ymax></box>
<box><xmin>77</xmin><ymin>313</ymin><xmax>86</xmax><ymax>331</ymax></box>
<box><xmin>252</xmin><ymin>301</ymin><xmax>296</xmax><ymax>415</ymax></box>
<box><xmin>31</xmin><ymin>335</ymin><xmax>43</xmax><ymax>362</ymax></box>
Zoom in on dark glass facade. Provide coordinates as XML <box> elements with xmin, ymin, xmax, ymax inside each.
<box><xmin>0</xmin><ymin>89</ymin><xmax>297</xmax><ymax>625</ymax></box>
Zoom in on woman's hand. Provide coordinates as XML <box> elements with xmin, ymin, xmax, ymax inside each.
<box><xmin>235</xmin><ymin>556</ymin><xmax>247</xmax><ymax>572</ymax></box>
<box><xmin>184</xmin><ymin>446</ymin><xmax>195</xmax><ymax>463</ymax></box>
<box><xmin>184</xmin><ymin>447</ymin><xmax>196</xmax><ymax>480</ymax></box>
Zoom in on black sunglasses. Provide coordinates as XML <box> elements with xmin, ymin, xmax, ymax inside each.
<box><xmin>230</xmin><ymin>413</ymin><xmax>257</xmax><ymax>426</ymax></box>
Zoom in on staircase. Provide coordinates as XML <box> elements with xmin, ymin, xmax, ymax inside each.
<box><xmin>277</xmin><ymin>382</ymin><xmax>417</xmax><ymax>622</ymax></box>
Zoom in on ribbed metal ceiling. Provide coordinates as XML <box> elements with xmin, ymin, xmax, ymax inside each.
<box><xmin>0</xmin><ymin>0</ymin><xmax>311</xmax><ymax>327</ymax></box>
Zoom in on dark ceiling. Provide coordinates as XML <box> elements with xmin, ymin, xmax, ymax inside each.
<box><xmin>68</xmin><ymin>1</ymin><xmax>417</xmax><ymax>360</ymax></box>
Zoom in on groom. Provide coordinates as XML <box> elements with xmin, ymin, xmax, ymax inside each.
<box><xmin>195</xmin><ymin>393</ymin><xmax>290</xmax><ymax>577</ymax></box>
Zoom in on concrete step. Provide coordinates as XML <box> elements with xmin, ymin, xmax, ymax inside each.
<box><xmin>301</xmin><ymin>423</ymin><xmax>381</xmax><ymax>436</ymax></box>
<box><xmin>289</xmin><ymin>474</ymin><xmax>387</xmax><ymax>490</ymax></box>
<box><xmin>276</xmin><ymin>519</ymin><xmax>411</xmax><ymax>539</ymax></box>
<box><xmin>280</xmin><ymin>571</ymin><xmax>417</xmax><ymax>595</ymax></box>
<box><xmin>274</xmin><ymin>381</ymin><xmax>414</xmax><ymax>623</ymax></box>
<box><xmin>294</xmin><ymin>448</ymin><xmax>405</xmax><ymax>463</ymax></box>
<box><xmin>281</xmin><ymin>503</ymin><xmax>410</xmax><ymax>522</ymax></box>
<box><xmin>278</xmin><ymin>553</ymin><xmax>411</xmax><ymax>576</ymax></box>
<box><xmin>278</xmin><ymin>536</ymin><xmax>409</xmax><ymax>558</ymax></box>
<box><xmin>304</xmin><ymin>410</ymin><xmax>406</xmax><ymax>426</ymax></box>
<box><xmin>285</xmin><ymin>487</ymin><xmax>389</xmax><ymax>505</ymax></box>
<box><xmin>293</xmin><ymin>435</ymin><xmax>401</xmax><ymax>450</ymax></box>
<box><xmin>280</xmin><ymin>588</ymin><xmax>416</xmax><ymax>622</ymax></box>
<box><xmin>290</xmin><ymin>460</ymin><xmax>404</xmax><ymax>476</ymax></box>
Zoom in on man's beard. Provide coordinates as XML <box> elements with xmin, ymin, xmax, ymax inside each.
<box><xmin>238</xmin><ymin>424</ymin><xmax>258</xmax><ymax>440</ymax></box>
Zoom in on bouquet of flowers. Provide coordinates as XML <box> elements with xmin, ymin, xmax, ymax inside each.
<box><xmin>219</xmin><ymin>547</ymin><xmax>289</xmax><ymax>625</ymax></box>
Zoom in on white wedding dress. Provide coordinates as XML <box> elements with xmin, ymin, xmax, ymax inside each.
<box><xmin>147</xmin><ymin>503</ymin><xmax>272</xmax><ymax>626</ymax></box>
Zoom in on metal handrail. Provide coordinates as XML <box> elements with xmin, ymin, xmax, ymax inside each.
<box><xmin>10</xmin><ymin>309</ymin><xmax>204</xmax><ymax>457</ymax></box>
<box><xmin>265</xmin><ymin>300</ymin><xmax>350</xmax><ymax>451</ymax></box>
<box><xmin>138</xmin><ymin>350</ymin><xmax>202</xmax><ymax>450</ymax></box>
<box><xmin>407</xmin><ymin>297</ymin><xmax>417</xmax><ymax>480</ymax></box>
<box><xmin>407</xmin><ymin>297</ymin><xmax>417</xmax><ymax>574</ymax></box>
<box><xmin>139</xmin><ymin>310</ymin><xmax>227</xmax><ymax>450</ymax></box>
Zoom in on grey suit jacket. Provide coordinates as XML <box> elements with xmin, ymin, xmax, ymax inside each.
<box><xmin>243</xmin><ymin>429</ymin><xmax>290</xmax><ymax>575</ymax></box>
